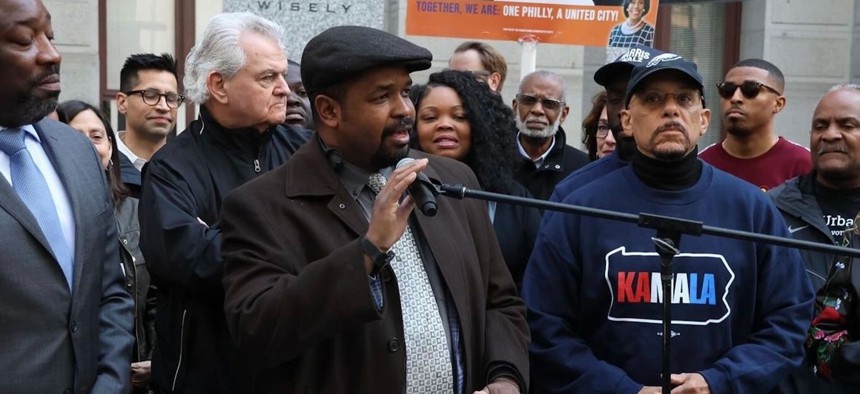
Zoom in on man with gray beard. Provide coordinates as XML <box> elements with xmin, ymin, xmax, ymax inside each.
<box><xmin>512</xmin><ymin>70</ymin><xmax>589</xmax><ymax>200</ymax></box>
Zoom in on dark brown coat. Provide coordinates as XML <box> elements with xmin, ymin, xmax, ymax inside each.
<box><xmin>221</xmin><ymin>141</ymin><xmax>529</xmax><ymax>393</ymax></box>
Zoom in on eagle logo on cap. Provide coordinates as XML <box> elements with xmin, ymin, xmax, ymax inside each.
<box><xmin>646</xmin><ymin>53</ymin><xmax>682</xmax><ymax>68</ymax></box>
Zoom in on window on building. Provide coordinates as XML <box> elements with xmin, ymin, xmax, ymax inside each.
<box><xmin>99</xmin><ymin>0</ymin><xmax>196</xmax><ymax>133</ymax></box>
<box><xmin>655</xmin><ymin>0</ymin><xmax>742</xmax><ymax>149</ymax></box>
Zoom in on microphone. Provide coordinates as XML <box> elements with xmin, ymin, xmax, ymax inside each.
<box><xmin>396</xmin><ymin>158</ymin><xmax>438</xmax><ymax>217</ymax></box>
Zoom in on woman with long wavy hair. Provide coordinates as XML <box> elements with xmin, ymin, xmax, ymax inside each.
<box><xmin>410</xmin><ymin>69</ymin><xmax>540</xmax><ymax>290</ymax></box>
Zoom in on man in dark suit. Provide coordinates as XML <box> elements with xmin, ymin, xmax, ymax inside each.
<box><xmin>220</xmin><ymin>26</ymin><xmax>529</xmax><ymax>394</ymax></box>
<box><xmin>0</xmin><ymin>0</ymin><xmax>134</xmax><ymax>393</ymax></box>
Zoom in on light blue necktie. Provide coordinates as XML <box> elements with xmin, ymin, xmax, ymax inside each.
<box><xmin>0</xmin><ymin>128</ymin><xmax>73</xmax><ymax>289</ymax></box>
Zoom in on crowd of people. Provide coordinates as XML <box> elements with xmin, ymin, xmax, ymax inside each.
<box><xmin>0</xmin><ymin>0</ymin><xmax>858</xmax><ymax>393</ymax></box>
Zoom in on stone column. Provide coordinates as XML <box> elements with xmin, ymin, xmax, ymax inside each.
<box><xmin>45</xmin><ymin>0</ymin><xmax>100</xmax><ymax>104</ymax></box>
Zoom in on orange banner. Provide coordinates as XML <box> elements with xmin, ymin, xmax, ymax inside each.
<box><xmin>406</xmin><ymin>0</ymin><xmax>660</xmax><ymax>47</ymax></box>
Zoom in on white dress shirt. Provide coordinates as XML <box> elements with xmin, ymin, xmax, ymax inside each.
<box><xmin>116</xmin><ymin>131</ymin><xmax>147</xmax><ymax>171</ymax></box>
<box><xmin>516</xmin><ymin>133</ymin><xmax>556</xmax><ymax>168</ymax></box>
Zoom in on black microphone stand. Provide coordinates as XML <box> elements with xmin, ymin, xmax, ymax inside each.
<box><xmin>645</xmin><ymin>215</ymin><xmax>696</xmax><ymax>394</ymax></box>
<box><xmin>654</xmin><ymin>234</ymin><xmax>677</xmax><ymax>394</ymax></box>
<box><xmin>435</xmin><ymin>184</ymin><xmax>860</xmax><ymax>258</ymax></box>
<box><xmin>434</xmin><ymin>183</ymin><xmax>860</xmax><ymax>394</ymax></box>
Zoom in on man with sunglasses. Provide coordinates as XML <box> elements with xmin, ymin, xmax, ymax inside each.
<box><xmin>700</xmin><ymin>58</ymin><xmax>812</xmax><ymax>191</ymax></box>
<box><xmin>512</xmin><ymin>70</ymin><xmax>589</xmax><ymax>200</ymax></box>
<box><xmin>116</xmin><ymin>53</ymin><xmax>180</xmax><ymax>197</ymax></box>
<box><xmin>524</xmin><ymin>53</ymin><xmax>813</xmax><ymax>394</ymax></box>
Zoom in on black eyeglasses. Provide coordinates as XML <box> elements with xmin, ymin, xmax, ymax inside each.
<box><xmin>715</xmin><ymin>81</ymin><xmax>780</xmax><ymax>100</ymax></box>
<box><xmin>515</xmin><ymin>94</ymin><xmax>565</xmax><ymax>111</ymax></box>
<box><xmin>596</xmin><ymin>124</ymin><xmax>611</xmax><ymax>138</ymax></box>
<box><xmin>124</xmin><ymin>89</ymin><xmax>185</xmax><ymax>109</ymax></box>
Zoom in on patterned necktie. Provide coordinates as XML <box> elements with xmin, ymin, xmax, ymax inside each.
<box><xmin>367</xmin><ymin>172</ymin><xmax>453</xmax><ymax>393</ymax></box>
<box><xmin>0</xmin><ymin>128</ymin><xmax>73</xmax><ymax>289</ymax></box>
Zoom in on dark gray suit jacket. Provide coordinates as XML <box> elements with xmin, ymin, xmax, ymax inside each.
<box><xmin>0</xmin><ymin>119</ymin><xmax>134</xmax><ymax>394</ymax></box>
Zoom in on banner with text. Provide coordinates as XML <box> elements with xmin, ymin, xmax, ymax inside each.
<box><xmin>406</xmin><ymin>0</ymin><xmax>660</xmax><ymax>48</ymax></box>
<box><xmin>224</xmin><ymin>0</ymin><xmax>384</xmax><ymax>61</ymax></box>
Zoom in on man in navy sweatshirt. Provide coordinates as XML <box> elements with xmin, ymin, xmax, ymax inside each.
<box><xmin>523</xmin><ymin>53</ymin><xmax>814</xmax><ymax>394</ymax></box>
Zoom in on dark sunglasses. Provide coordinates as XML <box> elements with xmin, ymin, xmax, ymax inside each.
<box><xmin>715</xmin><ymin>81</ymin><xmax>780</xmax><ymax>99</ymax></box>
<box><xmin>515</xmin><ymin>93</ymin><xmax>565</xmax><ymax>111</ymax></box>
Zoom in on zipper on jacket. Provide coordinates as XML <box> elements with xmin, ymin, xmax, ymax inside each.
<box><xmin>131</xmin><ymin>256</ymin><xmax>142</xmax><ymax>362</ymax></box>
<box><xmin>116</xmin><ymin>228</ymin><xmax>143</xmax><ymax>361</ymax></box>
<box><xmin>171</xmin><ymin>309</ymin><xmax>188</xmax><ymax>391</ymax></box>
<box><xmin>253</xmin><ymin>159</ymin><xmax>261</xmax><ymax>174</ymax></box>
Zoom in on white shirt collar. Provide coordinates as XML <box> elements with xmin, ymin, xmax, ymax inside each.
<box><xmin>516</xmin><ymin>133</ymin><xmax>556</xmax><ymax>168</ymax></box>
<box><xmin>116</xmin><ymin>131</ymin><xmax>147</xmax><ymax>171</ymax></box>
<box><xmin>1</xmin><ymin>124</ymin><xmax>41</xmax><ymax>142</ymax></box>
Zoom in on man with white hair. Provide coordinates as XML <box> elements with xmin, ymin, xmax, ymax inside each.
<box><xmin>139</xmin><ymin>12</ymin><xmax>309</xmax><ymax>393</ymax></box>
<box><xmin>512</xmin><ymin>70</ymin><xmax>589</xmax><ymax>200</ymax></box>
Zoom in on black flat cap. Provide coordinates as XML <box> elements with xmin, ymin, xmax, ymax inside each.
<box><xmin>301</xmin><ymin>26</ymin><xmax>433</xmax><ymax>93</ymax></box>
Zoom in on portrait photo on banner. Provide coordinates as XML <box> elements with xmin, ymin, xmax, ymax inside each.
<box><xmin>407</xmin><ymin>0</ymin><xmax>658</xmax><ymax>58</ymax></box>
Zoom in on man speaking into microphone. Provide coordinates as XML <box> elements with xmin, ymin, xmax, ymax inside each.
<box><xmin>219</xmin><ymin>26</ymin><xmax>528</xmax><ymax>394</ymax></box>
